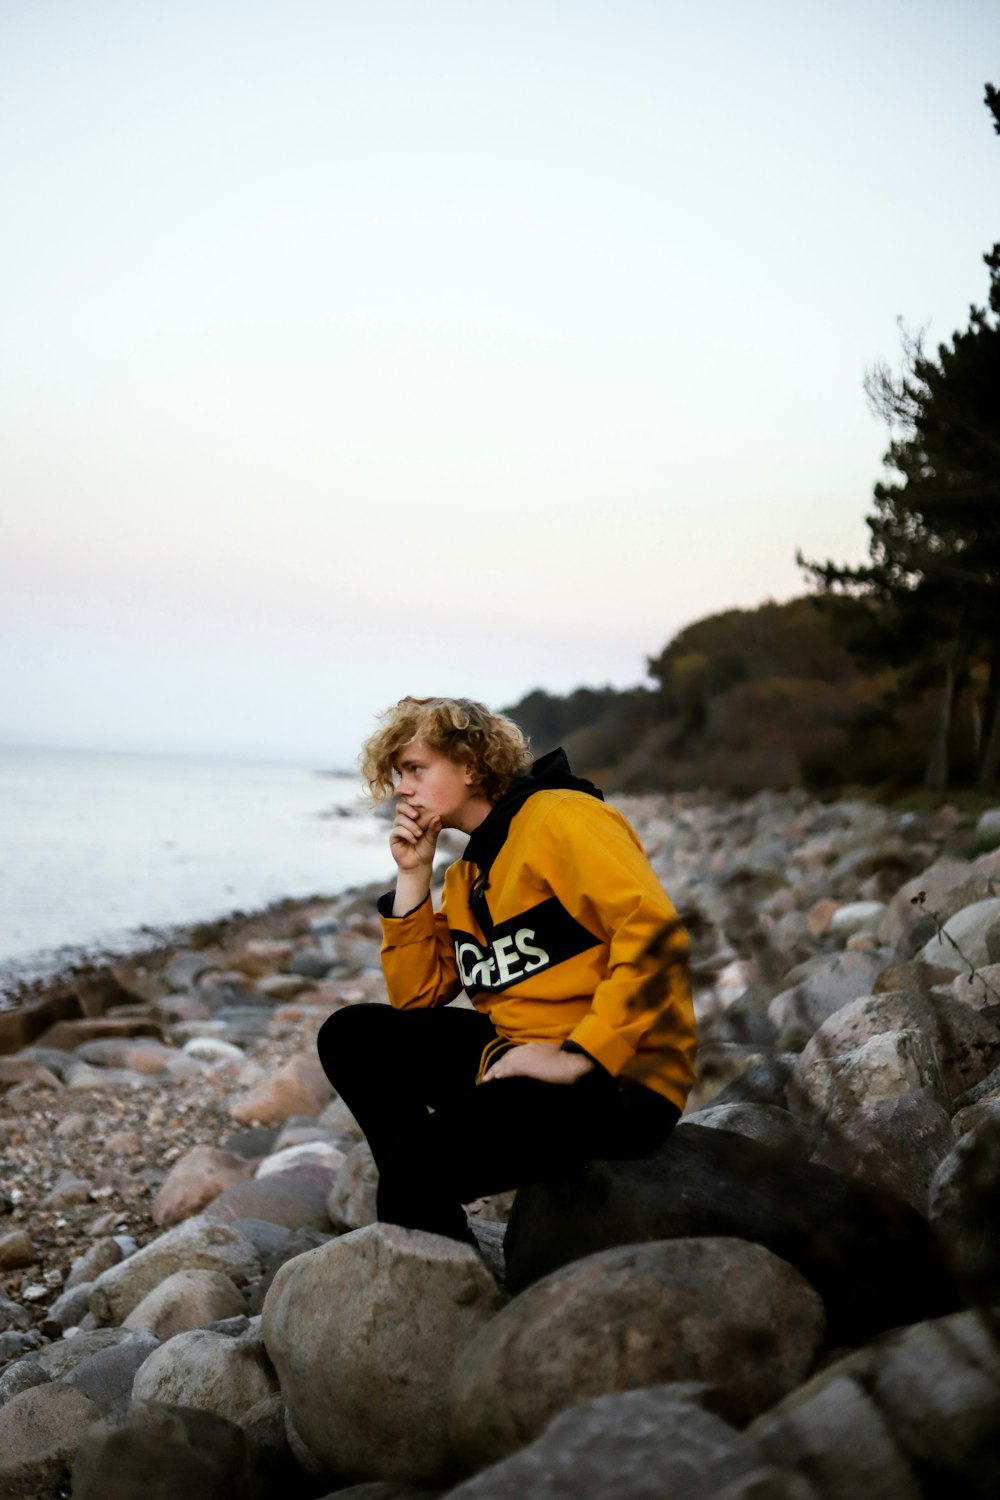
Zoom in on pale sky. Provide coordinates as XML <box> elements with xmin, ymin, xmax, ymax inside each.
<box><xmin>2</xmin><ymin>0</ymin><xmax>998</xmax><ymax>765</ymax></box>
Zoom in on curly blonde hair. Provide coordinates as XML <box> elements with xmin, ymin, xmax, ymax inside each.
<box><xmin>360</xmin><ymin>697</ymin><xmax>533</xmax><ymax>804</ymax></box>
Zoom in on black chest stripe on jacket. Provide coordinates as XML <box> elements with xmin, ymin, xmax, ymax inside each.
<box><xmin>451</xmin><ymin>896</ymin><xmax>602</xmax><ymax>996</ymax></box>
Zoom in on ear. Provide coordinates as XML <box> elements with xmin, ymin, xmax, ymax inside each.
<box><xmin>462</xmin><ymin>761</ymin><xmax>476</xmax><ymax>786</ymax></box>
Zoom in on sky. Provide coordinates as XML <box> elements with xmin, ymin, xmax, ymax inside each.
<box><xmin>2</xmin><ymin>0</ymin><xmax>998</xmax><ymax>766</ymax></box>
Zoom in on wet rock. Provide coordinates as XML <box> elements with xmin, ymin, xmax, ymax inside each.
<box><xmin>327</xmin><ymin>1139</ymin><xmax>379</xmax><ymax>1231</ymax></box>
<box><xmin>89</xmin><ymin>1217</ymin><xmax>260</xmax><ymax>1325</ymax></box>
<box><xmin>450</xmin><ymin>1237</ymin><xmax>823</xmax><ymax>1468</ymax></box>
<box><xmin>503</xmin><ymin>1124</ymin><xmax>957</xmax><ymax>1347</ymax></box>
<box><xmin>152</xmin><ymin>1145</ymin><xmax>256</xmax><ymax>1227</ymax></box>
<box><xmin>262</xmin><ymin>1223</ymin><xmax>503</xmax><ymax>1484</ymax></box>
<box><xmin>72</xmin><ymin>1399</ymin><xmax>255</xmax><ymax>1500</ymax></box>
<box><xmin>123</xmin><ymin>1269</ymin><xmax>247</xmax><ymax>1340</ymax></box>
<box><xmin>133</xmin><ymin>1324</ymin><xmax>279</xmax><ymax>1423</ymax></box>
<box><xmin>0</xmin><ymin>1381</ymin><xmax>106</xmax><ymax>1499</ymax></box>
<box><xmin>443</xmin><ymin>1385</ymin><xmax>762</xmax><ymax>1500</ymax></box>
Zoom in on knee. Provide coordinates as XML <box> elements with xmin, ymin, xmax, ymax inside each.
<box><xmin>317</xmin><ymin>1002</ymin><xmax>385</xmax><ymax>1082</ymax></box>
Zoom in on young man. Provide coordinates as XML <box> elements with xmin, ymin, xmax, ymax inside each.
<box><xmin>317</xmin><ymin>696</ymin><xmax>696</xmax><ymax>1244</ymax></box>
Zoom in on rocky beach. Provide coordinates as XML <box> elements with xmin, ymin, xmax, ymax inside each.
<box><xmin>1</xmin><ymin>790</ymin><xmax>1000</xmax><ymax>1499</ymax></box>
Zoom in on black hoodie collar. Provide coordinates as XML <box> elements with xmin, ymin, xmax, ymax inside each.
<box><xmin>462</xmin><ymin>747</ymin><xmax>604</xmax><ymax>874</ymax></box>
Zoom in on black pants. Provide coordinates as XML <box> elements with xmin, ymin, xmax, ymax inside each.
<box><xmin>316</xmin><ymin>1003</ymin><xmax>679</xmax><ymax>1242</ymax></box>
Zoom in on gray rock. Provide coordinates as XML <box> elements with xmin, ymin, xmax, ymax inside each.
<box><xmin>317</xmin><ymin>1094</ymin><xmax>365</xmax><ymax>1141</ymax></box>
<box><xmin>0</xmin><ymin>1352</ymin><xmax>48</xmax><ymax>1404</ymax></box>
<box><xmin>880</xmin><ymin>857</ymin><xmax>972</xmax><ymax>948</ymax></box>
<box><xmin>228</xmin><ymin>1217</ymin><xmax>293</xmax><ymax>1260</ymax></box>
<box><xmin>37</xmin><ymin>1326</ymin><xmax>152</xmax><ymax>1380</ymax></box>
<box><xmin>443</xmin><ymin>1385</ymin><xmax>762</xmax><ymax>1500</ymax></box>
<box><xmin>44</xmin><ymin>1280</ymin><xmax>95</xmax><ymax>1331</ymax></box>
<box><xmin>327</xmin><ymin>1139</ymin><xmax>379</xmax><ymax>1230</ymax></box>
<box><xmin>89</xmin><ymin>1217</ymin><xmax>261</xmax><ymax>1325</ymax></box>
<box><xmin>793</xmin><ymin>989</ymin><xmax>1000</xmax><ymax>1105</ymax></box>
<box><xmin>123</xmin><ymin>1268</ymin><xmax>247</xmax><ymax>1340</ymax></box>
<box><xmin>450</xmin><ymin>1237</ymin><xmax>823</xmax><ymax>1469</ymax></box>
<box><xmin>928</xmin><ymin>1112</ymin><xmax>1000</xmax><ymax>1304</ymax></box>
<box><xmin>64</xmin><ymin>1330</ymin><xmax>160</xmax><ymax>1413</ymax></box>
<box><xmin>768</xmin><ymin>950</ymin><xmax>890</xmax><ymax>1049</ymax></box>
<box><xmin>164</xmin><ymin>948</ymin><xmax>221</xmax><ymax>990</ymax></box>
<box><xmin>72</xmin><ymin>1398</ymin><xmax>255</xmax><ymax>1500</ymax></box>
<box><xmin>219</xmin><ymin>1125</ymin><xmax>280</xmax><ymax>1159</ymax></box>
<box><xmin>0</xmin><ymin>1380</ymin><xmax>106</xmax><ymax>1499</ymax></box>
<box><xmin>679</xmin><ymin>1102</ymin><xmax>822</xmax><ymax>1160</ymax></box>
<box><xmin>262</xmin><ymin>1222</ymin><xmax>503</xmax><ymax>1484</ymax></box>
<box><xmin>0</xmin><ymin>1293</ymin><xmax>31</xmax><ymax>1333</ymax></box>
<box><xmin>919</xmin><ymin>897</ymin><xmax>1000</xmax><ymax>975</ymax></box>
<box><xmin>133</xmin><ymin>1324</ymin><xmax>279</xmax><ymax>1423</ymax></box>
<box><xmin>246</xmin><ymin>1225</ymin><xmax>334</xmax><ymax>1315</ymax></box>
<box><xmin>975</xmin><ymin>808</ymin><xmax>1000</xmax><ymax>843</ymax></box>
<box><xmin>0</xmin><ymin>1329</ymin><xmax>42</xmax><ymax>1365</ymax></box>
<box><xmin>705</xmin><ymin>1471</ymin><xmax>823</xmax><ymax>1500</ymax></box>
<box><xmin>203</xmin><ymin>1168</ymin><xmax>334</xmax><ymax>1232</ymax></box>
<box><xmin>753</xmin><ymin>1309</ymin><xmax>1000</xmax><ymax>1498</ymax></box>
<box><xmin>707</xmin><ymin>1053</ymin><xmax>797</xmax><ymax>1109</ymax></box>
<box><xmin>829</xmin><ymin>900</ymin><xmax>887</xmax><ymax>938</ymax></box>
<box><xmin>810</xmin><ymin>1091</ymin><xmax>955</xmax><ymax>1213</ymax></box>
<box><xmin>502</xmin><ymin>1124</ymin><xmax>958</xmax><ymax>1348</ymax></box>
<box><xmin>751</xmin><ymin>1373</ymin><xmax>922</xmax><ymax>1499</ymax></box>
<box><xmin>791</xmin><ymin>1028</ymin><xmax>946</xmax><ymax>1126</ymax></box>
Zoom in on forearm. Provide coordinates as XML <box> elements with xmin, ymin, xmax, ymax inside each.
<box><xmin>392</xmin><ymin>869</ymin><xmax>432</xmax><ymax>917</ymax></box>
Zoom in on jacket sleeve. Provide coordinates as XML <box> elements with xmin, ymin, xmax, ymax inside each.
<box><xmin>532</xmin><ymin>799</ymin><xmax>693</xmax><ymax>1077</ymax></box>
<box><xmin>377</xmin><ymin>890</ymin><xmax>462</xmax><ymax>1009</ymax></box>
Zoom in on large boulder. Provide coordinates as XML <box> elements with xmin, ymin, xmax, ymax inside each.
<box><xmin>262</xmin><ymin>1223</ymin><xmax>503</xmax><ymax>1485</ymax></box>
<box><xmin>750</xmin><ymin>1310</ymin><xmax>1000</xmax><ymax>1500</ymax></box>
<box><xmin>809</xmin><ymin>1091</ymin><xmax>955</xmax><ymax>1214</ymax></box>
<box><xmin>790</xmin><ymin>1028</ymin><xmax>947</xmax><ymax>1125</ymax></box>
<box><xmin>449</xmin><ymin>1237</ymin><xmax>823</xmax><ymax>1469</ymax></box>
<box><xmin>793</xmin><ymin>990</ymin><xmax>1000</xmax><ymax>1105</ymax></box>
<box><xmin>679</xmin><ymin>1102</ymin><xmax>823</xmax><ymax>1161</ymax></box>
<box><xmin>502</xmin><ymin>1125</ymin><xmax>957</xmax><ymax>1347</ymax></box>
<box><xmin>132</xmin><ymin>1324</ymin><xmax>279</xmax><ymax>1423</ymax></box>
<box><xmin>0</xmin><ymin>1381</ymin><xmax>106</xmax><ymax>1499</ymax></box>
<box><xmin>72</xmin><ymin>1399</ymin><xmax>255</xmax><ymax>1500</ymax></box>
<box><xmin>443</xmin><ymin>1385</ymin><xmax>763</xmax><ymax>1500</ymax></box>
<box><xmin>89</xmin><ymin>1218</ymin><xmax>260</xmax><ymax>1325</ymax></box>
<box><xmin>63</xmin><ymin>1331</ymin><xmax>160</xmax><ymax>1414</ymax></box>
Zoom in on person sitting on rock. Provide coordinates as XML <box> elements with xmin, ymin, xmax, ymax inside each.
<box><xmin>317</xmin><ymin>695</ymin><xmax>696</xmax><ymax>1245</ymax></box>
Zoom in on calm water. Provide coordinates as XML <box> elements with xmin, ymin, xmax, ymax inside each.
<box><xmin>0</xmin><ymin>745</ymin><xmax>395</xmax><ymax>992</ymax></box>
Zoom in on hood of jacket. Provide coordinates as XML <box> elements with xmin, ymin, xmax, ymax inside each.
<box><xmin>463</xmin><ymin>747</ymin><xmax>604</xmax><ymax>876</ymax></box>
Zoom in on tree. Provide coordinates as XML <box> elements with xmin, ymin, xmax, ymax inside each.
<box><xmin>800</xmin><ymin>85</ymin><xmax>1000</xmax><ymax>790</ymax></box>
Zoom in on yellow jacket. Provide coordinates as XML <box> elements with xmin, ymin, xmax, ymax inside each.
<box><xmin>378</xmin><ymin>751</ymin><xmax>696</xmax><ymax>1111</ymax></box>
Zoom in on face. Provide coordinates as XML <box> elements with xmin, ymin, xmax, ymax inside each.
<box><xmin>393</xmin><ymin>741</ymin><xmax>484</xmax><ymax>831</ymax></box>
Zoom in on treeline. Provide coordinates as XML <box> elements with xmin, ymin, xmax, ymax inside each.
<box><xmin>508</xmin><ymin>85</ymin><xmax>1000</xmax><ymax>797</ymax></box>
<box><xmin>506</xmin><ymin>593</ymin><xmax>992</xmax><ymax>795</ymax></box>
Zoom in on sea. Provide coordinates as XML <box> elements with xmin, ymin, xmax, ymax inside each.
<box><xmin>0</xmin><ymin>744</ymin><xmax>396</xmax><ymax>997</ymax></box>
